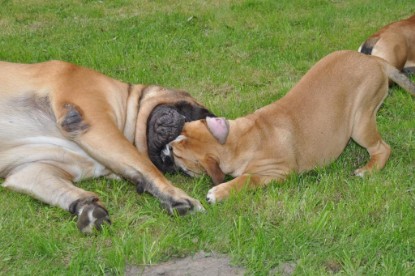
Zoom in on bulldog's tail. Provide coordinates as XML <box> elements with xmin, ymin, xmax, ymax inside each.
<box><xmin>385</xmin><ymin>62</ymin><xmax>415</xmax><ymax>96</ymax></box>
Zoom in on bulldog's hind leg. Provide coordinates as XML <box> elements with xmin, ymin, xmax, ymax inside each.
<box><xmin>2</xmin><ymin>163</ymin><xmax>110</xmax><ymax>233</ymax></box>
<box><xmin>352</xmin><ymin>114</ymin><xmax>391</xmax><ymax>177</ymax></box>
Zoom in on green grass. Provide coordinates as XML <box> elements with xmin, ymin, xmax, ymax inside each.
<box><xmin>1</xmin><ymin>0</ymin><xmax>415</xmax><ymax>274</ymax></box>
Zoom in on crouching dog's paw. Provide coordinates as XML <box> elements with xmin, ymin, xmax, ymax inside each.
<box><xmin>206</xmin><ymin>184</ymin><xmax>230</xmax><ymax>204</ymax></box>
<box><xmin>70</xmin><ymin>196</ymin><xmax>111</xmax><ymax>234</ymax></box>
<box><xmin>206</xmin><ymin>188</ymin><xmax>217</xmax><ymax>204</ymax></box>
<box><xmin>162</xmin><ymin>188</ymin><xmax>205</xmax><ymax>216</ymax></box>
<box><xmin>353</xmin><ymin>167</ymin><xmax>371</xmax><ymax>177</ymax></box>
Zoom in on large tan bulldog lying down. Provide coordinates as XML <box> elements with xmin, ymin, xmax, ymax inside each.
<box><xmin>359</xmin><ymin>14</ymin><xmax>415</xmax><ymax>74</ymax></box>
<box><xmin>165</xmin><ymin>50</ymin><xmax>415</xmax><ymax>203</ymax></box>
<box><xmin>0</xmin><ymin>60</ymin><xmax>213</xmax><ymax>233</ymax></box>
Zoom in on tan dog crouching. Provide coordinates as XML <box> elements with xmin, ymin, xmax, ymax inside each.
<box><xmin>0</xmin><ymin>60</ymin><xmax>212</xmax><ymax>233</ymax></box>
<box><xmin>359</xmin><ymin>14</ymin><xmax>415</xmax><ymax>74</ymax></box>
<box><xmin>168</xmin><ymin>50</ymin><xmax>415</xmax><ymax>203</ymax></box>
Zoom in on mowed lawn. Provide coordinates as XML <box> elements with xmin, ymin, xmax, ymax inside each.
<box><xmin>1</xmin><ymin>0</ymin><xmax>414</xmax><ymax>275</ymax></box>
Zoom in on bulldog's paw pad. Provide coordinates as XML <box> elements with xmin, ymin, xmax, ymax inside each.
<box><xmin>72</xmin><ymin>197</ymin><xmax>111</xmax><ymax>234</ymax></box>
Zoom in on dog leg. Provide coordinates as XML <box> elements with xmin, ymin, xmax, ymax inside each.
<box><xmin>2</xmin><ymin>163</ymin><xmax>110</xmax><ymax>233</ymax></box>
<box><xmin>206</xmin><ymin>174</ymin><xmax>277</xmax><ymax>203</ymax></box>
<box><xmin>352</xmin><ymin>115</ymin><xmax>391</xmax><ymax>176</ymax></box>
<box><xmin>57</xmin><ymin>102</ymin><xmax>204</xmax><ymax>215</ymax></box>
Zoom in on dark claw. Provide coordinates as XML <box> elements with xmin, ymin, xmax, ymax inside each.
<box><xmin>136</xmin><ymin>182</ymin><xmax>145</xmax><ymax>194</ymax></box>
<box><xmin>92</xmin><ymin>206</ymin><xmax>112</xmax><ymax>231</ymax></box>
<box><xmin>162</xmin><ymin>198</ymin><xmax>192</xmax><ymax>216</ymax></box>
<box><xmin>162</xmin><ymin>197</ymin><xmax>204</xmax><ymax>216</ymax></box>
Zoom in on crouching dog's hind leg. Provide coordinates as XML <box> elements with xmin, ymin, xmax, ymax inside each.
<box><xmin>2</xmin><ymin>163</ymin><xmax>110</xmax><ymax>233</ymax></box>
<box><xmin>352</xmin><ymin>113</ymin><xmax>391</xmax><ymax>177</ymax></box>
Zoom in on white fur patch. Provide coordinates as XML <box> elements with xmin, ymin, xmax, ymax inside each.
<box><xmin>354</xmin><ymin>169</ymin><xmax>366</xmax><ymax>177</ymax></box>
<box><xmin>173</xmin><ymin>135</ymin><xmax>187</xmax><ymax>142</ymax></box>
<box><xmin>79</xmin><ymin>207</ymin><xmax>97</xmax><ymax>234</ymax></box>
<box><xmin>162</xmin><ymin>144</ymin><xmax>172</xmax><ymax>157</ymax></box>
<box><xmin>87</xmin><ymin>208</ymin><xmax>97</xmax><ymax>225</ymax></box>
<box><xmin>76</xmin><ymin>205</ymin><xmax>97</xmax><ymax>234</ymax></box>
<box><xmin>206</xmin><ymin>188</ymin><xmax>217</xmax><ymax>204</ymax></box>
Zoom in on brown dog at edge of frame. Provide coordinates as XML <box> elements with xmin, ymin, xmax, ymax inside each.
<box><xmin>359</xmin><ymin>14</ymin><xmax>415</xmax><ymax>75</ymax></box>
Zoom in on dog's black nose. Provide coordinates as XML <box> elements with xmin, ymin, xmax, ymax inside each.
<box><xmin>162</xmin><ymin>155</ymin><xmax>173</xmax><ymax>166</ymax></box>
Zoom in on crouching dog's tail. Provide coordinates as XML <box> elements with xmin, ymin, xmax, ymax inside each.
<box><xmin>384</xmin><ymin>62</ymin><xmax>415</xmax><ymax>96</ymax></box>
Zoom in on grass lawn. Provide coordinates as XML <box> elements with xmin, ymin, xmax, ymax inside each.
<box><xmin>1</xmin><ymin>0</ymin><xmax>415</xmax><ymax>274</ymax></box>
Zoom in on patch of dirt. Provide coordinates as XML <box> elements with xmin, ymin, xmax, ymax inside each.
<box><xmin>125</xmin><ymin>251</ymin><xmax>245</xmax><ymax>276</ymax></box>
<box><xmin>324</xmin><ymin>259</ymin><xmax>342</xmax><ymax>274</ymax></box>
<box><xmin>269</xmin><ymin>262</ymin><xmax>297</xmax><ymax>276</ymax></box>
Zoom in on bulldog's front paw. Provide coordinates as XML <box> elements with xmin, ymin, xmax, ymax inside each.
<box><xmin>162</xmin><ymin>188</ymin><xmax>205</xmax><ymax>215</ymax></box>
<box><xmin>206</xmin><ymin>184</ymin><xmax>230</xmax><ymax>204</ymax></box>
<box><xmin>70</xmin><ymin>196</ymin><xmax>111</xmax><ymax>234</ymax></box>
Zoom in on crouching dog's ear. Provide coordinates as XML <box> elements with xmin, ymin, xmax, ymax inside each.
<box><xmin>203</xmin><ymin>155</ymin><xmax>225</xmax><ymax>185</ymax></box>
<box><xmin>205</xmin><ymin>117</ymin><xmax>229</xmax><ymax>144</ymax></box>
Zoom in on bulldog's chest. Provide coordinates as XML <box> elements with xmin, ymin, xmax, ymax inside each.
<box><xmin>0</xmin><ymin>135</ymin><xmax>110</xmax><ymax>181</ymax></box>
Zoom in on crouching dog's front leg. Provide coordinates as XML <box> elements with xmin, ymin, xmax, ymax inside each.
<box><xmin>206</xmin><ymin>174</ymin><xmax>265</xmax><ymax>204</ymax></box>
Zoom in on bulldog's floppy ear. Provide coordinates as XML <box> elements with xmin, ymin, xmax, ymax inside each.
<box><xmin>205</xmin><ymin>117</ymin><xmax>229</xmax><ymax>145</ymax></box>
<box><xmin>203</xmin><ymin>155</ymin><xmax>225</xmax><ymax>185</ymax></box>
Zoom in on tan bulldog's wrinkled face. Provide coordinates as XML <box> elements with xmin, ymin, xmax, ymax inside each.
<box><xmin>166</xmin><ymin>118</ymin><xmax>228</xmax><ymax>185</ymax></box>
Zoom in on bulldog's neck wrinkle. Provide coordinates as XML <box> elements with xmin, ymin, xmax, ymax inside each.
<box><xmin>123</xmin><ymin>84</ymin><xmax>145</xmax><ymax>144</ymax></box>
